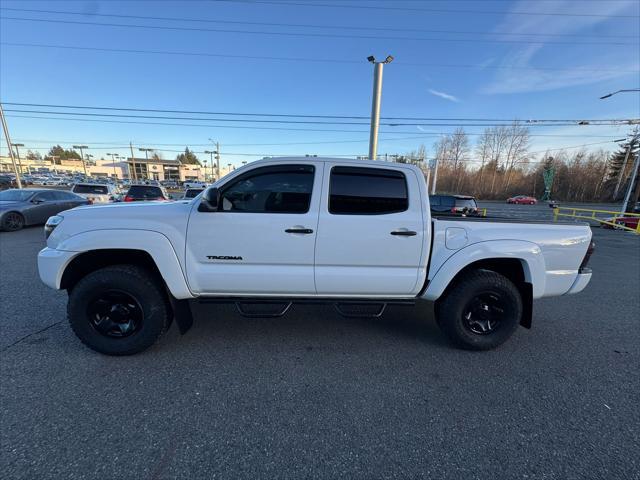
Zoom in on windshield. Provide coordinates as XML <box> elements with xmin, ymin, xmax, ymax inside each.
<box><xmin>73</xmin><ymin>184</ymin><xmax>109</xmax><ymax>194</ymax></box>
<box><xmin>0</xmin><ymin>190</ymin><xmax>35</xmax><ymax>201</ymax></box>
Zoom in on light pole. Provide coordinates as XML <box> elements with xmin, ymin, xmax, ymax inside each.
<box><xmin>72</xmin><ymin>145</ymin><xmax>88</xmax><ymax>177</ymax></box>
<box><xmin>11</xmin><ymin>143</ymin><xmax>24</xmax><ymax>176</ymax></box>
<box><xmin>107</xmin><ymin>152</ymin><xmax>119</xmax><ymax>179</ymax></box>
<box><xmin>600</xmin><ymin>89</ymin><xmax>640</xmax><ymax>99</ymax></box>
<box><xmin>367</xmin><ymin>55</ymin><xmax>394</xmax><ymax>160</ymax></box>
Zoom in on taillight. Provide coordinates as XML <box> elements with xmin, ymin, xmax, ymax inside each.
<box><xmin>124</xmin><ymin>195</ymin><xmax>134</xmax><ymax>202</ymax></box>
<box><xmin>451</xmin><ymin>207</ymin><xmax>456</xmax><ymax>213</ymax></box>
<box><xmin>86</xmin><ymin>199</ymin><xmax>93</xmax><ymax>205</ymax></box>
<box><xmin>157</xmin><ymin>197</ymin><xmax>165</xmax><ymax>201</ymax></box>
<box><xmin>579</xmin><ymin>240</ymin><xmax>595</xmax><ymax>272</ymax></box>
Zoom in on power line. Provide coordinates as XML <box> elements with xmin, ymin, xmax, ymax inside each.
<box><xmin>3</xmin><ymin>102</ymin><xmax>635</xmax><ymax>124</ymax></box>
<box><xmin>4</xmin><ymin>42</ymin><xmax>636</xmax><ymax>74</ymax></box>
<box><xmin>6</xmin><ymin>114</ymin><xmax>637</xmax><ymax>138</ymax></box>
<box><xmin>220</xmin><ymin>0</ymin><xmax>640</xmax><ymax>18</ymax></box>
<box><xmin>2</xmin><ymin>16</ymin><xmax>636</xmax><ymax>46</ymax></box>
<box><xmin>2</xmin><ymin>7</ymin><xmax>635</xmax><ymax>39</ymax></box>
<box><xmin>6</xmin><ymin>109</ymin><xmax>634</xmax><ymax>128</ymax></box>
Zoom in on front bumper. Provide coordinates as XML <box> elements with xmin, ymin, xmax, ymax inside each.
<box><xmin>565</xmin><ymin>269</ymin><xmax>592</xmax><ymax>295</ymax></box>
<box><xmin>38</xmin><ymin>247</ymin><xmax>78</xmax><ymax>290</ymax></box>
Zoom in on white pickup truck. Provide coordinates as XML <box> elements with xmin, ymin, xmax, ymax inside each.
<box><xmin>38</xmin><ymin>157</ymin><xmax>594</xmax><ymax>355</ymax></box>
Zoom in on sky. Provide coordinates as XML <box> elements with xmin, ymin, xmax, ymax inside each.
<box><xmin>0</xmin><ymin>0</ymin><xmax>639</xmax><ymax>167</ymax></box>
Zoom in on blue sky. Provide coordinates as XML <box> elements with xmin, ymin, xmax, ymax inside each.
<box><xmin>1</xmin><ymin>0</ymin><xmax>639</xmax><ymax>166</ymax></box>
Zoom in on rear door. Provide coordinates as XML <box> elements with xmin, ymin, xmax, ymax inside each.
<box><xmin>186</xmin><ymin>163</ymin><xmax>322</xmax><ymax>295</ymax></box>
<box><xmin>314</xmin><ymin>165</ymin><xmax>426</xmax><ymax>296</ymax></box>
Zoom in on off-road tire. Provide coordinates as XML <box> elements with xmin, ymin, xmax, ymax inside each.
<box><xmin>67</xmin><ymin>265</ymin><xmax>170</xmax><ymax>355</ymax></box>
<box><xmin>436</xmin><ymin>270</ymin><xmax>522</xmax><ymax>350</ymax></box>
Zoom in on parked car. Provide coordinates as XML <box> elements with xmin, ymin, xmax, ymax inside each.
<box><xmin>429</xmin><ymin>194</ymin><xmax>479</xmax><ymax>216</ymax></box>
<box><xmin>602</xmin><ymin>215</ymin><xmax>640</xmax><ymax>231</ymax></box>
<box><xmin>182</xmin><ymin>188</ymin><xmax>205</xmax><ymax>199</ymax></box>
<box><xmin>0</xmin><ymin>175</ymin><xmax>17</xmax><ymax>189</ymax></box>
<box><xmin>71</xmin><ymin>183</ymin><xmax>122</xmax><ymax>204</ymax></box>
<box><xmin>507</xmin><ymin>195</ymin><xmax>537</xmax><ymax>205</ymax></box>
<box><xmin>0</xmin><ymin>188</ymin><xmax>89</xmax><ymax>231</ymax></box>
<box><xmin>161</xmin><ymin>180</ymin><xmax>179</xmax><ymax>189</ymax></box>
<box><xmin>183</xmin><ymin>181</ymin><xmax>207</xmax><ymax>189</ymax></box>
<box><xmin>123</xmin><ymin>184</ymin><xmax>170</xmax><ymax>202</ymax></box>
<box><xmin>38</xmin><ymin>157</ymin><xmax>594</xmax><ymax>355</ymax></box>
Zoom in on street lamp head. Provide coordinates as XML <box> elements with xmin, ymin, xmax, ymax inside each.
<box><xmin>11</xmin><ymin>143</ymin><xmax>24</xmax><ymax>147</ymax></box>
<box><xmin>367</xmin><ymin>55</ymin><xmax>375</xmax><ymax>63</ymax></box>
<box><xmin>385</xmin><ymin>55</ymin><xmax>394</xmax><ymax>64</ymax></box>
<box><xmin>600</xmin><ymin>93</ymin><xmax>613</xmax><ymax>99</ymax></box>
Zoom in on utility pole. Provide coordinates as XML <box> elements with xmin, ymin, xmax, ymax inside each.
<box><xmin>129</xmin><ymin>142</ymin><xmax>137</xmax><ymax>181</ymax></box>
<box><xmin>11</xmin><ymin>143</ymin><xmax>24</xmax><ymax>175</ymax></box>
<box><xmin>73</xmin><ymin>145</ymin><xmax>89</xmax><ymax>177</ymax></box>
<box><xmin>367</xmin><ymin>55</ymin><xmax>393</xmax><ymax>160</ymax></box>
<box><xmin>431</xmin><ymin>157</ymin><xmax>439</xmax><ymax>194</ymax></box>
<box><xmin>0</xmin><ymin>103</ymin><xmax>23</xmax><ymax>188</ymax></box>
<box><xmin>204</xmin><ymin>150</ymin><xmax>214</xmax><ymax>181</ymax></box>
<box><xmin>613</xmin><ymin>140</ymin><xmax>634</xmax><ymax>200</ymax></box>
<box><xmin>621</xmin><ymin>133</ymin><xmax>640</xmax><ymax>214</ymax></box>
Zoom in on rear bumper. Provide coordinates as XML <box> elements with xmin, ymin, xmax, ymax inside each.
<box><xmin>565</xmin><ymin>269</ymin><xmax>592</xmax><ymax>295</ymax></box>
<box><xmin>38</xmin><ymin>247</ymin><xmax>78</xmax><ymax>289</ymax></box>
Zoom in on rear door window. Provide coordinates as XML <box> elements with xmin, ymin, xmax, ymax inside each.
<box><xmin>329</xmin><ymin>166</ymin><xmax>408</xmax><ymax>215</ymax></box>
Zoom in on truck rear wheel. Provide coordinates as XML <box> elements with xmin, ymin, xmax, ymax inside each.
<box><xmin>67</xmin><ymin>265</ymin><xmax>170</xmax><ymax>355</ymax></box>
<box><xmin>436</xmin><ymin>270</ymin><xmax>522</xmax><ymax>350</ymax></box>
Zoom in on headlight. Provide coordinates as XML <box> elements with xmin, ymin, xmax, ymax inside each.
<box><xmin>44</xmin><ymin>215</ymin><xmax>64</xmax><ymax>239</ymax></box>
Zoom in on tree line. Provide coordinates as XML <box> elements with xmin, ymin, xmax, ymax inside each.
<box><xmin>399</xmin><ymin>125</ymin><xmax>639</xmax><ymax>203</ymax></box>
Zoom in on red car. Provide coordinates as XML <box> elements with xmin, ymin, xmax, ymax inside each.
<box><xmin>603</xmin><ymin>216</ymin><xmax>639</xmax><ymax>231</ymax></box>
<box><xmin>507</xmin><ymin>195</ymin><xmax>537</xmax><ymax>205</ymax></box>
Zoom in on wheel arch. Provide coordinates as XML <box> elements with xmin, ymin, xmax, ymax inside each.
<box><xmin>423</xmin><ymin>240</ymin><xmax>546</xmax><ymax>327</ymax></box>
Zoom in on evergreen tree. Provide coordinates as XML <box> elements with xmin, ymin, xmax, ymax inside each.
<box><xmin>176</xmin><ymin>147</ymin><xmax>200</xmax><ymax>165</ymax></box>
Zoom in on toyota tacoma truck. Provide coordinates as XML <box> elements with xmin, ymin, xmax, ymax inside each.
<box><xmin>37</xmin><ymin>158</ymin><xmax>594</xmax><ymax>355</ymax></box>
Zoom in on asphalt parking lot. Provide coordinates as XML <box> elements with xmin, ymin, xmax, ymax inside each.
<box><xmin>1</xmin><ymin>204</ymin><xmax>639</xmax><ymax>480</ymax></box>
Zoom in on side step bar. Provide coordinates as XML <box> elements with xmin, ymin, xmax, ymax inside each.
<box><xmin>198</xmin><ymin>297</ymin><xmax>415</xmax><ymax>319</ymax></box>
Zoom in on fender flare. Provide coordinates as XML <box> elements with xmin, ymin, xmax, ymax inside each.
<box><xmin>56</xmin><ymin>229</ymin><xmax>194</xmax><ymax>299</ymax></box>
<box><xmin>422</xmin><ymin>240</ymin><xmax>546</xmax><ymax>301</ymax></box>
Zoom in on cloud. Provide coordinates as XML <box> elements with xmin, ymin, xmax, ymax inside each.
<box><xmin>428</xmin><ymin>89</ymin><xmax>460</xmax><ymax>102</ymax></box>
<box><xmin>482</xmin><ymin>0</ymin><xmax>639</xmax><ymax>94</ymax></box>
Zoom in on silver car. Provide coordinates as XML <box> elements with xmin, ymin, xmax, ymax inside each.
<box><xmin>0</xmin><ymin>189</ymin><xmax>89</xmax><ymax>232</ymax></box>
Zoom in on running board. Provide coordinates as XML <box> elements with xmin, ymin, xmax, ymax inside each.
<box><xmin>197</xmin><ymin>297</ymin><xmax>415</xmax><ymax>319</ymax></box>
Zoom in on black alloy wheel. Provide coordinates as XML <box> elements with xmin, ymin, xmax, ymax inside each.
<box><xmin>87</xmin><ymin>290</ymin><xmax>143</xmax><ymax>338</ymax></box>
<box><xmin>461</xmin><ymin>291</ymin><xmax>505</xmax><ymax>335</ymax></box>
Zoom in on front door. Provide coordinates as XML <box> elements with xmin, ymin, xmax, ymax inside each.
<box><xmin>314</xmin><ymin>165</ymin><xmax>426</xmax><ymax>296</ymax></box>
<box><xmin>185</xmin><ymin>163</ymin><xmax>322</xmax><ymax>295</ymax></box>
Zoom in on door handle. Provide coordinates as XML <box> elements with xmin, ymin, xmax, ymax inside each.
<box><xmin>285</xmin><ymin>228</ymin><xmax>314</xmax><ymax>234</ymax></box>
<box><xmin>390</xmin><ymin>230</ymin><xmax>417</xmax><ymax>236</ymax></box>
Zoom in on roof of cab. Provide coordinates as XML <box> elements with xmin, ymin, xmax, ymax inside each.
<box><xmin>249</xmin><ymin>156</ymin><xmax>423</xmax><ymax>171</ymax></box>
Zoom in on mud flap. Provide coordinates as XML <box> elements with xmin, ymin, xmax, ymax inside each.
<box><xmin>520</xmin><ymin>283</ymin><xmax>533</xmax><ymax>329</ymax></box>
<box><xmin>170</xmin><ymin>297</ymin><xmax>194</xmax><ymax>334</ymax></box>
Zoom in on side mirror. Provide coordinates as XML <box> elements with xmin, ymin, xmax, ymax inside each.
<box><xmin>198</xmin><ymin>187</ymin><xmax>220</xmax><ymax>212</ymax></box>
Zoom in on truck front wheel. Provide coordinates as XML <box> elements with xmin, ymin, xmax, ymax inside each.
<box><xmin>436</xmin><ymin>270</ymin><xmax>522</xmax><ymax>350</ymax></box>
<box><xmin>67</xmin><ymin>265</ymin><xmax>170</xmax><ymax>355</ymax></box>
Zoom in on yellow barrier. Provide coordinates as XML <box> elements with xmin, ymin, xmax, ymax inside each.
<box><xmin>553</xmin><ymin>206</ymin><xmax>640</xmax><ymax>234</ymax></box>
